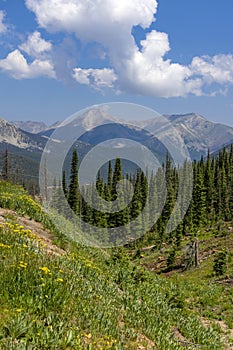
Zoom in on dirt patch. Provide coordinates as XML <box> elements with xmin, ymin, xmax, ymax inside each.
<box><xmin>171</xmin><ymin>326</ymin><xmax>186</xmax><ymax>343</ymax></box>
<box><xmin>0</xmin><ymin>208</ymin><xmax>65</xmax><ymax>257</ymax></box>
<box><xmin>202</xmin><ymin>317</ymin><xmax>233</xmax><ymax>349</ymax></box>
<box><xmin>118</xmin><ymin>320</ymin><xmax>155</xmax><ymax>350</ymax></box>
<box><xmin>136</xmin><ymin>334</ymin><xmax>155</xmax><ymax>350</ymax></box>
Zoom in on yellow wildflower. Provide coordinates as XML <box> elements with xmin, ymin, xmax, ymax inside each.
<box><xmin>18</xmin><ymin>261</ymin><xmax>27</xmax><ymax>269</ymax></box>
<box><xmin>86</xmin><ymin>333</ymin><xmax>92</xmax><ymax>339</ymax></box>
<box><xmin>56</xmin><ymin>278</ymin><xmax>64</xmax><ymax>283</ymax></box>
<box><xmin>39</xmin><ymin>266</ymin><xmax>51</xmax><ymax>274</ymax></box>
<box><xmin>0</xmin><ymin>243</ymin><xmax>11</xmax><ymax>249</ymax></box>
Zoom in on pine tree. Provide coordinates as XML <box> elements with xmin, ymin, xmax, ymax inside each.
<box><xmin>213</xmin><ymin>156</ymin><xmax>221</xmax><ymax>219</ymax></box>
<box><xmin>107</xmin><ymin>161</ymin><xmax>113</xmax><ymax>197</ymax></box>
<box><xmin>2</xmin><ymin>146</ymin><xmax>9</xmax><ymax>181</ymax></box>
<box><xmin>129</xmin><ymin>170</ymin><xmax>143</xmax><ymax>238</ymax></box>
<box><xmin>83</xmin><ymin>183</ymin><xmax>95</xmax><ymax>226</ymax></box>
<box><xmin>52</xmin><ymin>177</ymin><xmax>57</xmax><ymax>208</ymax></box>
<box><xmin>95</xmin><ymin>171</ymin><xmax>108</xmax><ymax>227</ymax></box>
<box><xmin>62</xmin><ymin>170</ymin><xmax>68</xmax><ymax>199</ymax></box>
<box><xmin>220</xmin><ymin>165</ymin><xmax>230</xmax><ymax>220</ymax></box>
<box><xmin>192</xmin><ymin>160</ymin><xmax>206</xmax><ymax>228</ymax></box>
<box><xmin>204</xmin><ymin>149</ymin><xmax>214</xmax><ymax>224</ymax></box>
<box><xmin>54</xmin><ymin>179</ymin><xmax>67</xmax><ymax>214</ymax></box>
<box><xmin>213</xmin><ymin>251</ymin><xmax>227</xmax><ymax>276</ymax></box>
<box><xmin>112</xmin><ymin>158</ymin><xmax>123</xmax><ymax>200</ymax></box>
<box><xmin>68</xmin><ymin>149</ymin><xmax>79</xmax><ymax>214</ymax></box>
<box><xmin>162</xmin><ymin>154</ymin><xmax>176</xmax><ymax>240</ymax></box>
<box><xmin>228</xmin><ymin>145</ymin><xmax>233</xmax><ymax>214</ymax></box>
<box><xmin>110</xmin><ymin>158</ymin><xmax>123</xmax><ymax>227</ymax></box>
<box><xmin>148</xmin><ymin>171</ymin><xmax>157</xmax><ymax>225</ymax></box>
<box><xmin>96</xmin><ymin>170</ymin><xmax>105</xmax><ymax>199</ymax></box>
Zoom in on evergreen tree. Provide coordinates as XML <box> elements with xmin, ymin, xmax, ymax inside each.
<box><xmin>82</xmin><ymin>183</ymin><xmax>94</xmax><ymax>226</ymax></box>
<box><xmin>129</xmin><ymin>170</ymin><xmax>144</xmax><ymax>237</ymax></box>
<box><xmin>62</xmin><ymin>170</ymin><xmax>68</xmax><ymax>199</ymax></box>
<box><xmin>54</xmin><ymin>179</ymin><xmax>67</xmax><ymax>214</ymax></box>
<box><xmin>204</xmin><ymin>149</ymin><xmax>214</xmax><ymax>223</ymax></box>
<box><xmin>68</xmin><ymin>149</ymin><xmax>79</xmax><ymax>214</ymax></box>
<box><xmin>220</xmin><ymin>165</ymin><xmax>230</xmax><ymax>220</ymax></box>
<box><xmin>228</xmin><ymin>145</ymin><xmax>233</xmax><ymax>214</ymax></box>
<box><xmin>112</xmin><ymin>158</ymin><xmax>123</xmax><ymax>200</ymax></box>
<box><xmin>162</xmin><ymin>154</ymin><xmax>176</xmax><ymax>240</ymax></box>
<box><xmin>192</xmin><ymin>160</ymin><xmax>206</xmax><ymax>228</ymax></box>
<box><xmin>213</xmin><ymin>251</ymin><xmax>227</xmax><ymax>276</ymax></box>
<box><xmin>96</xmin><ymin>170</ymin><xmax>105</xmax><ymax>199</ymax></box>
<box><xmin>107</xmin><ymin>161</ymin><xmax>113</xmax><ymax>198</ymax></box>
<box><xmin>2</xmin><ymin>146</ymin><xmax>9</xmax><ymax>181</ymax></box>
<box><xmin>110</xmin><ymin>158</ymin><xmax>123</xmax><ymax>227</ymax></box>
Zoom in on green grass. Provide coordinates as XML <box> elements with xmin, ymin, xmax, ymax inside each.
<box><xmin>0</xmin><ymin>180</ymin><xmax>231</xmax><ymax>349</ymax></box>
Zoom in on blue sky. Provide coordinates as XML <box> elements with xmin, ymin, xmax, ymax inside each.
<box><xmin>0</xmin><ymin>0</ymin><xmax>233</xmax><ymax>126</ymax></box>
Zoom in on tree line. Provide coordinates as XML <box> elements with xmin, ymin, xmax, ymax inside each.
<box><xmin>0</xmin><ymin>147</ymin><xmax>38</xmax><ymax>195</ymax></box>
<box><xmin>53</xmin><ymin>145</ymin><xmax>233</xmax><ymax>247</ymax></box>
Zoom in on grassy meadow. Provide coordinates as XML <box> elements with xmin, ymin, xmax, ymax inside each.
<box><xmin>0</xmin><ymin>180</ymin><xmax>232</xmax><ymax>349</ymax></box>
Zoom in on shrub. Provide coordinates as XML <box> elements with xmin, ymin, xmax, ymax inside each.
<box><xmin>213</xmin><ymin>251</ymin><xmax>227</xmax><ymax>276</ymax></box>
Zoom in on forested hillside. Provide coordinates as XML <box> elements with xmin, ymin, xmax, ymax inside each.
<box><xmin>0</xmin><ymin>144</ymin><xmax>233</xmax><ymax>349</ymax></box>
<box><xmin>0</xmin><ymin>180</ymin><xmax>233</xmax><ymax>349</ymax></box>
<box><xmin>58</xmin><ymin>144</ymin><xmax>233</xmax><ymax>249</ymax></box>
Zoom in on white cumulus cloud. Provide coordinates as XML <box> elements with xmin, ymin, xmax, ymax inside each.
<box><xmin>117</xmin><ymin>30</ymin><xmax>202</xmax><ymax>97</ymax></box>
<box><xmin>73</xmin><ymin>67</ymin><xmax>117</xmax><ymax>88</ymax></box>
<box><xmin>0</xmin><ymin>49</ymin><xmax>56</xmax><ymax>79</ymax></box>
<box><xmin>191</xmin><ymin>54</ymin><xmax>233</xmax><ymax>85</ymax></box>
<box><xmin>25</xmin><ymin>0</ymin><xmax>156</xmax><ymax>44</ymax></box>
<box><xmin>3</xmin><ymin>0</ymin><xmax>231</xmax><ymax>96</ymax></box>
<box><xmin>19</xmin><ymin>31</ymin><xmax>52</xmax><ymax>58</ymax></box>
<box><xmin>0</xmin><ymin>31</ymin><xmax>55</xmax><ymax>79</ymax></box>
<box><xmin>25</xmin><ymin>0</ymin><xmax>157</xmax><ymax>65</ymax></box>
<box><xmin>0</xmin><ymin>11</ymin><xmax>7</xmax><ymax>33</ymax></box>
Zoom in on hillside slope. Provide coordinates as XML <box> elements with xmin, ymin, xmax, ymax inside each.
<box><xmin>0</xmin><ymin>181</ymin><xmax>232</xmax><ymax>349</ymax></box>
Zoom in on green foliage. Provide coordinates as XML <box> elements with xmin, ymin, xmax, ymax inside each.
<box><xmin>0</xmin><ymin>180</ymin><xmax>226</xmax><ymax>349</ymax></box>
<box><xmin>213</xmin><ymin>251</ymin><xmax>228</xmax><ymax>276</ymax></box>
<box><xmin>62</xmin><ymin>145</ymin><xmax>233</xmax><ymax>249</ymax></box>
<box><xmin>62</xmin><ymin>170</ymin><xmax>68</xmax><ymax>199</ymax></box>
<box><xmin>166</xmin><ymin>248</ymin><xmax>177</xmax><ymax>271</ymax></box>
<box><xmin>2</xmin><ymin>143</ymin><xmax>233</xmax><ymax>347</ymax></box>
<box><xmin>2</xmin><ymin>147</ymin><xmax>9</xmax><ymax>182</ymax></box>
<box><xmin>68</xmin><ymin>148</ymin><xmax>79</xmax><ymax>214</ymax></box>
<box><xmin>0</xmin><ymin>181</ymin><xmax>45</xmax><ymax>222</ymax></box>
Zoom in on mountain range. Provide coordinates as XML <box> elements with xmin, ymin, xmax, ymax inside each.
<box><xmin>1</xmin><ymin>112</ymin><xmax>233</xmax><ymax>187</ymax></box>
<box><xmin>11</xmin><ymin>120</ymin><xmax>49</xmax><ymax>134</ymax></box>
